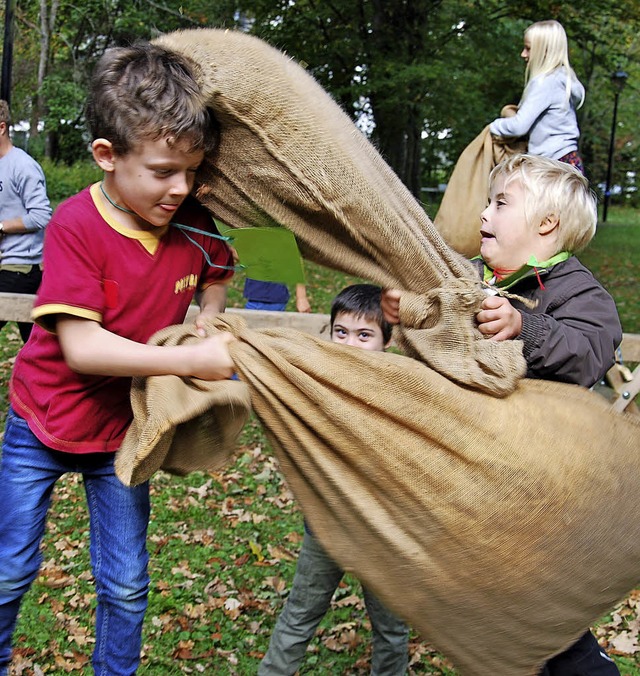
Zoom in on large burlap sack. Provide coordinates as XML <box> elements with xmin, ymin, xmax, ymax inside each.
<box><xmin>116</xmin><ymin>28</ymin><xmax>640</xmax><ymax>675</ymax></box>
<box><xmin>153</xmin><ymin>28</ymin><xmax>526</xmax><ymax>397</ymax></box>
<box><xmin>116</xmin><ymin>324</ymin><xmax>251</xmax><ymax>484</ymax></box>
<box><xmin>434</xmin><ymin>107</ymin><xmax>527</xmax><ymax>257</ymax></box>
<box><xmin>117</xmin><ymin>316</ymin><xmax>640</xmax><ymax>676</ymax></box>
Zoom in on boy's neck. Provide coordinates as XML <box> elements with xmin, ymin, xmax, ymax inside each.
<box><xmin>98</xmin><ymin>179</ymin><xmax>156</xmax><ymax>232</ymax></box>
<box><xmin>482</xmin><ymin>251</ymin><xmax>571</xmax><ymax>289</ymax></box>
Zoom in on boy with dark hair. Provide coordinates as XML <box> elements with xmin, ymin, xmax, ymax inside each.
<box><xmin>382</xmin><ymin>154</ymin><xmax>622</xmax><ymax>675</ymax></box>
<box><xmin>329</xmin><ymin>283</ymin><xmax>394</xmax><ymax>347</ymax></box>
<box><xmin>259</xmin><ymin>283</ymin><xmax>409</xmax><ymax>676</ymax></box>
<box><xmin>0</xmin><ymin>43</ymin><xmax>235</xmax><ymax>674</ymax></box>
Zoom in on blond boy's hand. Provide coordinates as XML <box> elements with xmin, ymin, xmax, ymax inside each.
<box><xmin>381</xmin><ymin>289</ymin><xmax>402</xmax><ymax>325</ymax></box>
<box><xmin>476</xmin><ymin>295</ymin><xmax>522</xmax><ymax>341</ymax></box>
<box><xmin>186</xmin><ymin>332</ymin><xmax>236</xmax><ymax>380</ymax></box>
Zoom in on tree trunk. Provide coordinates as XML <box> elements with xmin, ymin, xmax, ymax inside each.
<box><xmin>373</xmin><ymin>102</ymin><xmax>423</xmax><ymax>197</ymax></box>
<box><xmin>30</xmin><ymin>0</ymin><xmax>58</xmax><ymax>156</ymax></box>
<box><xmin>367</xmin><ymin>0</ymin><xmax>440</xmax><ymax>199</ymax></box>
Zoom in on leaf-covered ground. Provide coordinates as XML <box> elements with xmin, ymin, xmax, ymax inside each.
<box><xmin>8</xmin><ymin>426</ymin><xmax>460</xmax><ymax>675</ymax></box>
<box><xmin>7</xmin><ymin>431</ymin><xmax>640</xmax><ymax>675</ymax></box>
<box><xmin>2</xmin><ymin>209</ymin><xmax>639</xmax><ymax>674</ymax></box>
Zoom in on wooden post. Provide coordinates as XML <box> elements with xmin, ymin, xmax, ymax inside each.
<box><xmin>1</xmin><ymin>292</ymin><xmax>637</xmax><ymax>414</ymax></box>
<box><xmin>0</xmin><ymin>293</ymin><xmax>331</xmax><ymax>338</ymax></box>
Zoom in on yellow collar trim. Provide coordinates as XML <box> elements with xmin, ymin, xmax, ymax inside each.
<box><xmin>90</xmin><ymin>182</ymin><xmax>167</xmax><ymax>255</ymax></box>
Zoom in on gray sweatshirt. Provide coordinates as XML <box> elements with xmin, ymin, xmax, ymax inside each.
<box><xmin>0</xmin><ymin>146</ymin><xmax>52</xmax><ymax>265</ymax></box>
<box><xmin>489</xmin><ymin>68</ymin><xmax>584</xmax><ymax>160</ymax></box>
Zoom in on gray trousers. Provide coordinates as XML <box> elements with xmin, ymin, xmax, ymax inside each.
<box><xmin>259</xmin><ymin>530</ymin><xmax>409</xmax><ymax>675</ymax></box>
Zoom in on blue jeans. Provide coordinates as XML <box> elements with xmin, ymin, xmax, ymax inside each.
<box><xmin>259</xmin><ymin>529</ymin><xmax>409</xmax><ymax>675</ymax></box>
<box><xmin>245</xmin><ymin>300</ymin><xmax>288</xmax><ymax>311</ymax></box>
<box><xmin>0</xmin><ymin>409</ymin><xmax>150</xmax><ymax>675</ymax></box>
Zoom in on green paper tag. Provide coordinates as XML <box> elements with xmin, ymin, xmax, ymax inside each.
<box><xmin>216</xmin><ymin>223</ymin><xmax>306</xmax><ymax>285</ymax></box>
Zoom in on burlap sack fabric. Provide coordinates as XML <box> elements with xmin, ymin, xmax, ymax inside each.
<box><xmin>115</xmin><ymin>28</ymin><xmax>640</xmax><ymax>676</ymax></box>
<box><xmin>434</xmin><ymin>106</ymin><xmax>528</xmax><ymax>257</ymax></box>
<box><xmin>118</xmin><ymin>315</ymin><xmax>640</xmax><ymax>675</ymax></box>
<box><xmin>153</xmin><ymin>28</ymin><xmax>526</xmax><ymax>398</ymax></box>
<box><xmin>116</xmin><ymin>324</ymin><xmax>251</xmax><ymax>483</ymax></box>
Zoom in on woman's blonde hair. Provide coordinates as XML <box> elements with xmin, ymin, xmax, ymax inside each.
<box><xmin>523</xmin><ymin>20</ymin><xmax>584</xmax><ymax>108</ymax></box>
<box><xmin>489</xmin><ymin>154</ymin><xmax>597</xmax><ymax>254</ymax></box>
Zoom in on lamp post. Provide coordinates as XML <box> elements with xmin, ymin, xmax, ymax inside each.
<box><xmin>1</xmin><ymin>0</ymin><xmax>16</xmax><ymax>103</ymax></box>
<box><xmin>602</xmin><ymin>69</ymin><xmax>628</xmax><ymax>223</ymax></box>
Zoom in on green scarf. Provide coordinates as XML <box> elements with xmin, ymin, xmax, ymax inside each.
<box><xmin>479</xmin><ymin>252</ymin><xmax>571</xmax><ymax>290</ymax></box>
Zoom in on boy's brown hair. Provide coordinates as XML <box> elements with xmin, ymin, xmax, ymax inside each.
<box><xmin>86</xmin><ymin>42</ymin><xmax>217</xmax><ymax>156</ymax></box>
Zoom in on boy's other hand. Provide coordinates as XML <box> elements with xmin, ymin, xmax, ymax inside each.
<box><xmin>381</xmin><ymin>289</ymin><xmax>402</xmax><ymax>325</ymax></box>
<box><xmin>295</xmin><ymin>297</ymin><xmax>312</xmax><ymax>313</ymax></box>
<box><xmin>476</xmin><ymin>295</ymin><xmax>522</xmax><ymax>341</ymax></box>
<box><xmin>195</xmin><ymin>311</ymin><xmax>219</xmax><ymax>336</ymax></box>
<box><xmin>187</xmin><ymin>332</ymin><xmax>236</xmax><ymax>380</ymax></box>
<box><xmin>295</xmin><ymin>284</ymin><xmax>311</xmax><ymax>313</ymax></box>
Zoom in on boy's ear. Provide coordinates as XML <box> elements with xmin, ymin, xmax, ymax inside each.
<box><xmin>539</xmin><ymin>214</ymin><xmax>559</xmax><ymax>235</ymax></box>
<box><xmin>92</xmin><ymin>139</ymin><xmax>116</xmax><ymax>172</ymax></box>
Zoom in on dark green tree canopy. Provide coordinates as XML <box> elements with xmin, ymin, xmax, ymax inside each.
<box><xmin>2</xmin><ymin>0</ymin><xmax>638</xmax><ymax>200</ymax></box>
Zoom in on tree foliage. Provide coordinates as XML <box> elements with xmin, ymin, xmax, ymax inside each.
<box><xmin>7</xmin><ymin>0</ymin><xmax>242</xmax><ymax>157</ymax></box>
<box><xmin>1</xmin><ymin>0</ymin><xmax>638</xmax><ymax>200</ymax></box>
<box><xmin>234</xmin><ymin>0</ymin><xmax>640</xmax><ymax>198</ymax></box>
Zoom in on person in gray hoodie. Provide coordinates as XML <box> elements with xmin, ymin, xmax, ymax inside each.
<box><xmin>0</xmin><ymin>100</ymin><xmax>52</xmax><ymax>342</ymax></box>
<box><xmin>489</xmin><ymin>20</ymin><xmax>585</xmax><ymax>173</ymax></box>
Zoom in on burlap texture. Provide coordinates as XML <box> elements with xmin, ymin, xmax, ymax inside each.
<box><xmin>434</xmin><ymin>107</ymin><xmax>527</xmax><ymax>257</ymax></box>
<box><xmin>118</xmin><ymin>316</ymin><xmax>640</xmax><ymax>675</ymax></box>
<box><xmin>115</xmin><ymin>29</ymin><xmax>640</xmax><ymax>675</ymax></box>
<box><xmin>116</xmin><ymin>324</ymin><xmax>251</xmax><ymax>486</ymax></box>
<box><xmin>153</xmin><ymin>28</ymin><xmax>526</xmax><ymax>397</ymax></box>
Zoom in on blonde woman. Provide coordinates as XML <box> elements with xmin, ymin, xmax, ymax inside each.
<box><xmin>490</xmin><ymin>20</ymin><xmax>585</xmax><ymax>173</ymax></box>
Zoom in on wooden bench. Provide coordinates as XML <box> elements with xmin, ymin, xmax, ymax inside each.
<box><xmin>1</xmin><ymin>292</ymin><xmax>637</xmax><ymax>415</ymax></box>
<box><xmin>606</xmin><ymin>333</ymin><xmax>640</xmax><ymax>415</ymax></box>
<box><xmin>0</xmin><ymin>292</ymin><xmax>331</xmax><ymax>338</ymax></box>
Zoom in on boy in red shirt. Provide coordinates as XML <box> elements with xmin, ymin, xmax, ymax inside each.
<box><xmin>0</xmin><ymin>43</ymin><xmax>235</xmax><ymax>674</ymax></box>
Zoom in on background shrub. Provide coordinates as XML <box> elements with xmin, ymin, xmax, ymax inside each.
<box><xmin>41</xmin><ymin>158</ymin><xmax>102</xmax><ymax>207</ymax></box>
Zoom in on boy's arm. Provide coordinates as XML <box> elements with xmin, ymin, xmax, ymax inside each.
<box><xmin>516</xmin><ymin>285</ymin><xmax>622</xmax><ymax>387</ymax></box>
<box><xmin>194</xmin><ymin>282</ymin><xmax>228</xmax><ymax>335</ymax></box>
<box><xmin>478</xmin><ymin>287</ymin><xmax>622</xmax><ymax>387</ymax></box>
<box><xmin>57</xmin><ymin>316</ymin><xmax>234</xmax><ymax>380</ymax></box>
<box><xmin>391</xmin><ymin>280</ymin><xmax>620</xmax><ymax>387</ymax></box>
<box><xmin>294</xmin><ymin>284</ymin><xmax>311</xmax><ymax>313</ymax></box>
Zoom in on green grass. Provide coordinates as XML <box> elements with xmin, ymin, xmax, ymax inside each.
<box><xmin>2</xmin><ymin>205</ymin><xmax>639</xmax><ymax>675</ymax></box>
<box><xmin>580</xmin><ymin>210</ymin><xmax>640</xmax><ymax>334</ymax></box>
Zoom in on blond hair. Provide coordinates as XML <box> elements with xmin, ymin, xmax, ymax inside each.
<box><xmin>489</xmin><ymin>154</ymin><xmax>597</xmax><ymax>253</ymax></box>
<box><xmin>523</xmin><ymin>20</ymin><xmax>584</xmax><ymax>108</ymax></box>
